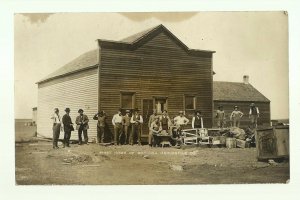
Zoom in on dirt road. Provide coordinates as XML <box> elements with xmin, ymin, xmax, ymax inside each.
<box><xmin>15</xmin><ymin>140</ymin><xmax>289</xmax><ymax>185</ymax></box>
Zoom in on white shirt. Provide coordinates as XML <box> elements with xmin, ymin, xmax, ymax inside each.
<box><xmin>174</xmin><ymin>116</ymin><xmax>189</xmax><ymax>126</ymax></box>
<box><xmin>112</xmin><ymin>113</ymin><xmax>123</xmax><ymax>125</ymax></box>
<box><xmin>51</xmin><ymin>113</ymin><xmax>61</xmax><ymax>124</ymax></box>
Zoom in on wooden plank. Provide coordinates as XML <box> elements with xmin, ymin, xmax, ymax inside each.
<box><xmin>274</xmin><ymin>127</ymin><xmax>289</xmax><ymax>157</ymax></box>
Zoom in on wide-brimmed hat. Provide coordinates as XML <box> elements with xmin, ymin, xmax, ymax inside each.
<box><xmin>195</xmin><ymin>110</ymin><xmax>202</xmax><ymax>114</ymax></box>
<box><xmin>78</xmin><ymin>109</ymin><xmax>84</xmax><ymax>113</ymax></box>
<box><xmin>65</xmin><ymin>108</ymin><xmax>70</xmax><ymax>112</ymax></box>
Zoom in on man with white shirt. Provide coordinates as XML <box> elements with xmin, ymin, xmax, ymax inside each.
<box><xmin>130</xmin><ymin>108</ymin><xmax>143</xmax><ymax>145</ymax></box>
<box><xmin>51</xmin><ymin>108</ymin><xmax>61</xmax><ymax>149</ymax></box>
<box><xmin>174</xmin><ymin>111</ymin><xmax>189</xmax><ymax>136</ymax></box>
<box><xmin>112</xmin><ymin>108</ymin><xmax>123</xmax><ymax>145</ymax></box>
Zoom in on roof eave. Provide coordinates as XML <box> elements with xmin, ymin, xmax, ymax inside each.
<box><xmin>36</xmin><ymin>64</ymin><xmax>98</xmax><ymax>85</ymax></box>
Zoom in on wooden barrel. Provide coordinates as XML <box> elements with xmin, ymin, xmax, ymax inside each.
<box><xmin>226</xmin><ymin>138</ymin><xmax>236</xmax><ymax>148</ymax></box>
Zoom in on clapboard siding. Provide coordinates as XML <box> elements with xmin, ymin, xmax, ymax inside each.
<box><xmin>213</xmin><ymin>101</ymin><xmax>271</xmax><ymax>128</ymax></box>
<box><xmin>99</xmin><ymin>31</ymin><xmax>213</xmax><ymax>133</ymax></box>
<box><xmin>37</xmin><ymin>68</ymin><xmax>98</xmax><ymax>140</ymax></box>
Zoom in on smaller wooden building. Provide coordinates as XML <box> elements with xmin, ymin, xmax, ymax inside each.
<box><xmin>213</xmin><ymin>75</ymin><xmax>271</xmax><ymax>128</ymax></box>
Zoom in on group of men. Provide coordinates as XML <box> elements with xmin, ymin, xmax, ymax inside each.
<box><xmin>50</xmin><ymin>102</ymin><xmax>259</xmax><ymax>149</ymax></box>
<box><xmin>51</xmin><ymin>108</ymin><xmax>89</xmax><ymax>149</ymax></box>
<box><xmin>215</xmin><ymin>103</ymin><xmax>260</xmax><ymax>129</ymax></box>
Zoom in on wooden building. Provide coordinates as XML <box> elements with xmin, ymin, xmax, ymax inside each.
<box><xmin>36</xmin><ymin>24</ymin><xmax>215</xmax><ymax>140</ymax></box>
<box><xmin>213</xmin><ymin>75</ymin><xmax>271</xmax><ymax>128</ymax></box>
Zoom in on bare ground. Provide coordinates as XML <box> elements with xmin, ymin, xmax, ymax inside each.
<box><xmin>15</xmin><ymin>140</ymin><xmax>289</xmax><ymax>185</ymax></box>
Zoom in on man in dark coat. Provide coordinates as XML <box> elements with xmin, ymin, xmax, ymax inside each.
<box><xmin>75</xmin><ymin>109</ymin><xmax>89</xmax><ymax>145</ymax></box>
<box><xmin>62</xmin><ymin>108</ymin><xmax>74</xmax><ymax>147</ymax></box>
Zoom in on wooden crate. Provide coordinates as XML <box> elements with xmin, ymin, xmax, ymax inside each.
<box><xmin>256</xmin><ymin>126</ymin><xmax>289</xmax><ymax>160</ymax></box>
<box><xmin>236</xmin><ymin>139</ymin><xmax>250</xmax><ymax>148</ymax></box>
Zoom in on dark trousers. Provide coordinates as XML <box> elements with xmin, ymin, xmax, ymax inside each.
<box><xmin>52</xmin><ymin>123</ymin><xmax>61</xmax><ymax>147</ymax></box>
<box><xmin>124</xmin><ymin>125</ymin><xmax>130</xmax><ymax>144</ymax></box>
<box><xmin>130</xmin><ymin>124</ymin><xmax>141</xmax><ymax>145</ymax></box>
<box><xmin>78</xmin><ymin>126</ymin><xmax>88</xmax><ymax>144</ymax></box>
<box><xmin>114</xmin><ymin>123</ymin><xmax>123</xmax><ymax>145</ymax></box>
<box><xmin>194</xmin><ymin>125</ymin><xmax>202</xmax><ymax>128</ymax></box>
<box><xmin>97</xmin><ymin>126</ymin><xmax>105</xmax><ymax>143</ymax></box>
<box><xmin>64</xmin><ymin>131</ymin><xmax>71</xmax><ymax>146</ymax></box>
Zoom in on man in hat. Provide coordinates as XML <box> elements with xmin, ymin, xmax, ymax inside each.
<box><xmin>62</xmin><ymin>108</ymin><xmax>74</xmax><ymax>147</ymax></box>
<box><xmin>249</xmin><ymin>103</ymin><xmax>260</xmax><ymax>129</ymax></box>
<box><xmin>130</xmin><ymin>108</ymin><xmax>143</xmax><ymax>145</ymax></box>
<box><xmin>112</xmin><ymin>108</ymin><xmax>123</xmax><ymax>145</ymax></box>
<box><xmin>230</xmin><ymin>106</ymin><xmax>244</xmax><ymax>128</ymax></box>
<box><xmin>75</xmin><ymin>109</ymin><xmax>89</xmax><ymax>145</ymax></box>
<box><xmin>51</xmin><ymin>108</ymin><xmax>61</xmax><ymax>149</ymax></box>
<box><xmin>216</xmin><ymin>105</ymin><xmax>226</xmax><ymax>128</ymax></box>
<box><xmin>93</xmin><ymin>110</ymin><xmax>106</xmax><ymax>143</ymax></box>
<box><xmin>174</xmin><ymin>111</ymin><xmax>189</xmax><ymax>136</ymax></box>
<box><xmin>122</xmin><ymin>110</ymin><xmax>131</xmax><ymax>145</ymax></box>
<box><xmin>148</xmin><ymin>109</ymin><xmax>157</xmax><ymax>130</ymax></box>
<box><xmin>159</xmin><ymin>110</ymin><xmax>171</xmax><ymax>132</ymax></box>
<box><xmin>149</xmin><ymin>116</ymin><xmax>162</xmax><ymax>147</ymax></box>
<box><xmin>192</xmin><ymin>110</ymin><xmax>204</xmax><ymax>129</ymax></box>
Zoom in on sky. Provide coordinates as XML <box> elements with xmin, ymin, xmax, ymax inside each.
<box><xmin>14</xmin><ymin>12</ymin><xmax>289</xmax><ymax>119</ymax></box>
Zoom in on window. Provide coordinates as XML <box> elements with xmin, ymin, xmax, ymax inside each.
<box><xmin>185</xmin><ymin>96</ymin><xmax>196</xmax><ymax>110</ymax></box>
<box><xmin>153</xmin><ymin>97</ymin><xmax>168</xmax><ymax>114</ymax></box>
<box><xmin>121</xmin><ymin>92</ymin><xmax>135</xmax><ymax>109</ymax></box>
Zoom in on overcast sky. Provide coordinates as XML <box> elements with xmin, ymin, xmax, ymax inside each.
<box><xmin>14</xmin><ymin>12</ymin><xmax>288</xmax><ymax>119</ymax></box>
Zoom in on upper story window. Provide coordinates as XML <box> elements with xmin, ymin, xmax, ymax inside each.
<box><xmin>121</xmin><ymin>92</ymin><xmax>135</xmax><ymax>109</ymax></box>
<box><xmin>184</xmin><ymin>95</ymin><xmax>196</xmax><ymax>110</ymax></box>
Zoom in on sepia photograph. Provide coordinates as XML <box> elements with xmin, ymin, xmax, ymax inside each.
<box><xmin>13</xmin><ymin>11</ymin><xmax>291</xmax><ymax>185</ymax></box>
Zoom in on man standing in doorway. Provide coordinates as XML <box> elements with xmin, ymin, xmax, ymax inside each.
<box><xmin>160</xmin><ymin>110</ymin><xmax>171</xmax><ymax>132</ymax></box>
<box><xmin>230</xmin><ymin>106</ymin><xmax>243</xmax><ymax>128</ymax></box>
<box><xmin>75</xmin><ymin>109</ymin><xmax>89</xmax><ymax>145</ymax></box>
<box><xmin>122</xmin><ymin>110</ymin><xmax>131</xmax><ymax>145</ymax></box>
<box><xmin>93</xmin><ymin>110</ymin><xmax>106</xmax><ymax>143</ymax></box>
<box><xmin>62</xmin><ymin>108</ymin><xmax>74</xmax><ymax>147</ymax></box>
<box><xmin>112</xmin><ymin>108</ymin><xmax>123</xmax><ymax>145</ymax></box>
<box><xmin>130</xmin><ymin>108</ymin><xmax>143</xmax><ymax>145</ymax></box>
<box><xmin>249</xmin><ymin>103</ymin><xmax>260</xmax><ymax>129</ymax></box>
<box><xmin>51</xmin><ymin>108</ymin><xmax>61</xmax><ymax>149</ymax></box>
<box><xmin>148</xmin><ymin>109</ymin><xmax>157</xmax><ymax>131</ymax></box>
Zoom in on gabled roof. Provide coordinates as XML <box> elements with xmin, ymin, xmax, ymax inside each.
<box><xmin>37</xmin><ymin>24</ymin><xmax>215</xmax><ymax>84</ymax></box>
<box><xmin>98</xmin><ymin>24</ymin><xmax>215</xmax><ymax>55</ymax></box>
<box><xmin>37</xmin><ymin>49</ymin><xmax>98</xmax><ymax>84</ymax></box>
<box><xmin>213</xmin><ymin>81</ymin><xmax>270</xmax><ymax>102</ymax></box>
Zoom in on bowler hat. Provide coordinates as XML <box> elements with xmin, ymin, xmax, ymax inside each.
<box><xmin>65</xmin><ymin>108</ymin><xmax>70</xmax><ymax>112</ymax></box>
<box><xmin>78</xmin><ymin>109</ymin><xmax>84</xmax><ymax>113</ymax></box>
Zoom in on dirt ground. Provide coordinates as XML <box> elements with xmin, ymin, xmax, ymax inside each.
<box><xmin>15</xmin><ymin>139</ymin><xmax>289</xmax><ymax>185</ymax></box>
